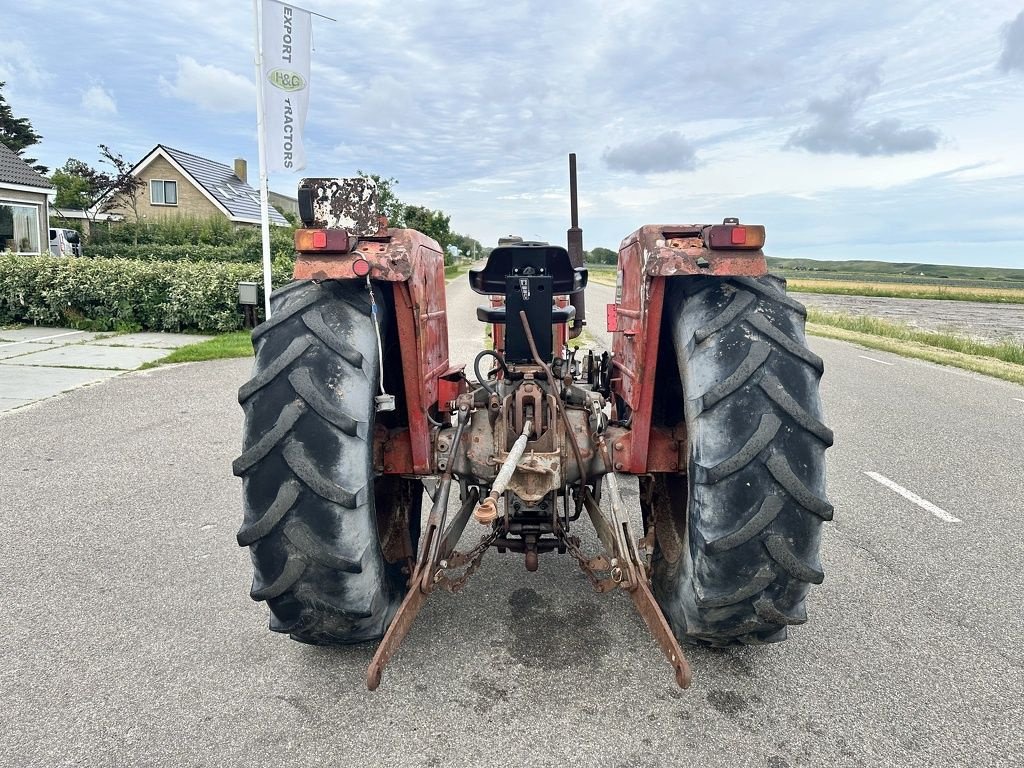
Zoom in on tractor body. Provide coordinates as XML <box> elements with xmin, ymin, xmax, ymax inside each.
<box><xmin>236</xmin><ymin>162</ymin><xmax>833</xmax><ymax>689</ymax></box>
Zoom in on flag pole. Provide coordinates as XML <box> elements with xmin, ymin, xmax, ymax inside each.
<box><xmin>252</xmin><ymin>0</ymin><xmax>274</xmax><ymax>320</ymax></box>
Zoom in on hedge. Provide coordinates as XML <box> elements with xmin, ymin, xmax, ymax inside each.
<box><xmin>0</xmin><ymin>254</ymin><xmax>294</xmax><ymax>333</ymax></box>
<box><xmin>85</xmin><ymin>229</ymin><xmax>296</xmax><ymax>263</ymax></box>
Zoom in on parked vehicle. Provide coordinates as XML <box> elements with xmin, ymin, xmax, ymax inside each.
<box><xmin>49</xmin><ymin>228</ymin><xmax>82</xmax><ymax>257</ymax></box>
<box><xmin>234</xmin><ymin>157</ymin><xmax>833</xmax><ymax>690</ymax></box>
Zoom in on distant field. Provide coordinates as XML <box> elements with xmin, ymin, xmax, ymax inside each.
<box><xmin>786</xmin><ymin>279</ymin><xmax>1024</xmax><ymax>304</ymax></box>
<box><xmin>583</xmin><ymin>257</ymin><xmax>1024</xmax><ymax>303</ymax></box>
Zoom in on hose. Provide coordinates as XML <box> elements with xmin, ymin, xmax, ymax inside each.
<box><xmin>473</xmin><ymin>349</ymin><xmax>510</xmax><ymax>398</ymax></box>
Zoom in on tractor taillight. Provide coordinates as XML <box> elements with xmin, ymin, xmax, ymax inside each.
<box><xmin>706</xmin><ymin>224</ymin><xmax>765</xmax><ymax>250</ymax></box>
<box><xmin>295</xmin><ymin>228</ymin><xmax>350</xmax><ymax>252</ymax></box>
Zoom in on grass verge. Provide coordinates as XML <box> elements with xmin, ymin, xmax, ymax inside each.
<box><xmin>806</xmin><ymin>310</ymin><xmax>1024</xmax><ymax>385</ymax></box>
<box><xmin>140</xmin><ymin>331</ymin><xmax>253</xmax><ymax>368</ymax></box>
<box><xmin>445</xmin><ymin>262</ymin><xmax>473</xmax><ymax>280</ymax></box>
<box><xmin>789</xmin><ymin>278</ymin><xmax>1024</xmax><ymax>304</ymax></box>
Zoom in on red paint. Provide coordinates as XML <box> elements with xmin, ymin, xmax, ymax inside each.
<box><xmin>611</xmin><ymin>224</ymin><xmax>768</xmax><ymax>473</ymax></box>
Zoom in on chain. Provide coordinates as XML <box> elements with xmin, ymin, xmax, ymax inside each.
<box><xmin>435</xmin><ymin>529</ymin><xmax>499</xmax><ymax>593</ymax></box>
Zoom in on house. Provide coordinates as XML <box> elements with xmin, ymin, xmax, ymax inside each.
<box><xmin>105</xmin><ymin>144</ymin><xmax>289</xmax><ymax>227</ymax></box>
<box><xmin>0</xmin><ymin>142</ymin><xmax>53</xmax><ymax>254</ymax></box>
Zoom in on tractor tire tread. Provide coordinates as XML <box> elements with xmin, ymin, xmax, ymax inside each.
<box><xmin>653</xmin><ymin>275</ymin><xmax>832</xmax><ymax>646</ymax></box>
<box><xmin>236</xmin><ymin>280</ymin><xmax>402</xmax><ymax>645</ymax></box>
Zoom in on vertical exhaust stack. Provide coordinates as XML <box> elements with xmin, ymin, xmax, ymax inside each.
<box><xmin>567</xmin><ymin>153</ymin><xmax>586</xmax><ymax>339</ymax></box>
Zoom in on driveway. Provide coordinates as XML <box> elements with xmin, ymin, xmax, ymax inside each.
<box><xmin>0</xmin><ymin>326</ymin><xmax>211</xmax><ymax>412</ymax></box>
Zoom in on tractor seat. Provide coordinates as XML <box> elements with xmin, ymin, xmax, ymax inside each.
<box><xmin>477</xmin><ymin>304</ymin><xmax>576</xmax><ymax>324</ymax></box>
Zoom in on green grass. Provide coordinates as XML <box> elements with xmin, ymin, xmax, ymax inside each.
<box><xmin>788</xmin><ymin>278</ymin><xmax>1024</xmax><ymax>304</ymax></box>
<box><xmin>806</xmin><ymin>310</ymin><xmax>1024</xmax><ymax>385</ymax></box>
<box><xmin>445</xmin><ymin>262</ymin><xmax>473</xmax><ymax>280</ymax></box>
<box><xmin>140</xmin><ymin>331</ymin><xmax>253</xmax><ymax>368</ymax></box>
<box><xmin>768</xmin><ymin>256</ymin><xmax>1024</xmax><ymax>283</ymax></box>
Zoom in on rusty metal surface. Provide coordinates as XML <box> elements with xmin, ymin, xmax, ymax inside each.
<box><xmin>618</xmin><ymin>224</ymin><xmax>768</xmax><ymax>278</ymax></box>
<box><xmin>604</xmin><ymin>426</ymin><xmax>683</xmax><ymax>474</ymax></box>
<box><xmin>610</xmin><ymin>223</ymin><xmax>765</xmax><ymax>474</ymax></box>
<box><xmin>373</xmin><ymin>426</ymin><xmax>414</xmax><ymax>475</ymax></box>
<box><xmin>294</xmin><ymin>227</ymin><xmax>448</xmax><ymax>476</ymax></box>
<box><xmin>610</xmin><ymin>272</ymin><xmax>666</xmax><ymax>473</ymax></box>
<box><xmin>299</xmin><ymin>177</ymin><xmax>383</xmax><ymax>235</ymax></box>
<box><xmin>293</xmin><ymin>227</ymin><xmax>439</xmax><ymax>282</ymax></box>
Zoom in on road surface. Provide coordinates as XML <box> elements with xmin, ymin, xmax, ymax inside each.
<box><xmin>1</xmin><ymin>279</ymin><xmax>1022</xmax><ymax>768</ymax></box>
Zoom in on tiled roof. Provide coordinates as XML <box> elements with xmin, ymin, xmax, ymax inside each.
<box><xmin>156</xmin><ymin>145</ymin><xmax>287</xmax><ymax>225</ymax></box>
<box><xmin>0</xmin><ymin>142</ymin><xmax>53</xmax><ymax>189</ymax></box>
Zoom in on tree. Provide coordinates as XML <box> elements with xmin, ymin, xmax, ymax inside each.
<box><xmin>0</xmin><ymin>81</ymin><xmax>46</xmax><ymax>174</ymax></box>
<box><xmin>356</xmin><ymin>170</ymin><xmax>404</xmax><ymax>226</ymax></box>
<box><xmin>451</xmin><ymin>233</ymin><xmax>483</xmax><ymax>260</ymax></box>
<box><xmin>587</xmin><ymin>246</ymin><xmax>617</xmax><ymax>265</ymax></box>
<box><xmin>98</xmin><ymin>144</ymin><xmax>145</xmax><ymax>230</ymax></box>
<box><xmin>403</xmin><ymin>204</ymin><xmax>453</xmax><ymax>251</ymax></box>
<box><xmin>51</xmin><ymin>158</ymin><xmax>113</xmax><ymax>219</ymax></box>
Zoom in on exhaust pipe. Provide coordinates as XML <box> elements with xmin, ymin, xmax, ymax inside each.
<box><xmin>567</xmin><ymin>153</ymin><xmax>586</xmax><ymax>339</ymax></box>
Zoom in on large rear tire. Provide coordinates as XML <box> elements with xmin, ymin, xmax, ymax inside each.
<box><xmin>650</xmin><ymin>275</ymin><xmax>833</xmax><ymax>646</ymax></box>
<box><xmin>233</xmin><ymin>279</ymin><xmax>418</xmax><ymax>644</ymax></box>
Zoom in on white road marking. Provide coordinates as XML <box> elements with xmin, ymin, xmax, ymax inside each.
<box><xmin>859</xmin><ymin>355</ymin><xmax>895</xmax><ymax>366</ymax></box>
<box><xmin>864</xmin><ymin>471</ymin><xmax>961</xmax><ymax>523</ymax></box>
<box><xmin>1013</xmin><ymin>398</ymin><xmax>1024</xmax><ymax>404</ymax></box>
<box><xmin>0</xmin><ymin>330</ymin><xmax>83</xmax><ymax>349</ymax></box>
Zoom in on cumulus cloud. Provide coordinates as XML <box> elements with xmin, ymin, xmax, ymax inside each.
<box><xmin>80</xmin><ymin>85</ymin><xmax>117</xmax><ymax>114</ymax></box>
<box><xmin>786</xmin><ymin>67</ymin><xmax>940</xmax><ymax>157</ymax></box>
<box><xmin>602</xmin><ymin>131</ymin><xmax>697</xmax><ymax>174</ymax></box>
<box><xmin>999</xmin><ymin>10</ymin><xmax>1024</xmax><ymax>72</ymax></box>
<box><xmin>0</xmin><ymin>40</ymin><xmax>51</xmax><ymax>88</ymax></box>
<box><xmin>158</xmin><ymin>56</ymin><xmax>254</xmax><ymax>112</ymax></box>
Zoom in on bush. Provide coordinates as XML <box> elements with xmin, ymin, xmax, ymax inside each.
<box><xmin>0</xmin><ymin>254</ymin><xmax>294</xmax><ymax>333</ymax></box>
<box><xmin>90</xmin><ymin>216</ymin><xmax>267</xmax><ymax>247</ymax></box>
<box><xmin>85</xmin><ymin>226</ymin><xmax>295</xmax><ymax>263</ymax></box>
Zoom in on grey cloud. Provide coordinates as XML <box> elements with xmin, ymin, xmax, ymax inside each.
<box><xmin>786</xmin><ymin>66</ymin><xmax>939</xmax><ymax>156</ymax></box>
<box><xmin>602</xmin><ymin>131</ymin><xmax>697</xmax><ymax>174</ymax></box>
<box><xmin>999</xmin><ymin>11</ymin><xmax>1024</xmax><ymax>72</ymax></box>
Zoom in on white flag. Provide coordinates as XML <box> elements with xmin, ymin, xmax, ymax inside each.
<box><xmin>261</xmin><ymin>0</ymin><xmax>311</xmax><ymax>172</ymax></box>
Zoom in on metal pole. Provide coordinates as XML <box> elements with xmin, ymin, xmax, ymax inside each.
<box><xmin>252</xmin><ymin>0</ymin><xmax>274</xmax><ymax>320</ymax></box>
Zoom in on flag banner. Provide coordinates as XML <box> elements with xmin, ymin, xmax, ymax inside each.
<box><xmin>261</xmin><ymin>0</ymin><xmax>311</xmax><ymax>172</ymax></box>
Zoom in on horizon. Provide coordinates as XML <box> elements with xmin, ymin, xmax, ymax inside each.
<box><xmin>2</xmin><ymin>2</ymin><xmax>1024</xmax><ymax>268</ymax></box>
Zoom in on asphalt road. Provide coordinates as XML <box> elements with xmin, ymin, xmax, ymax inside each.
<box><xmin>2</xmin><ymin>282</ymin><xmax>1023</xmax><ymax>768</ymax></box>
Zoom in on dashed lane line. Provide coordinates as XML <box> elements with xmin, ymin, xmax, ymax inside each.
<box><xmin>858</xmin><ymin>355</ymin><xmax>895</xmax><ymax>366</ymax></box>
<box><xmin>864</xmin><ymin>471</ymin><xmax>961</xmax><ymax>524</ymax></box>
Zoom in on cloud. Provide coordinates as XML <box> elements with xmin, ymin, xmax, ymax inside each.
<box><xmin>786</xmin><ymin>66</ymin><xmax>940</xmax><ymax>156</ymax></box>
<box><xmin>0</xmin><ymin>40</ymin><xmax>51</xmax><ymax>88</ymax></box>
<box><xmin>80</xmin><ymin>85</ymin><xmax>117</xmax><ymax>114</ymax></box>
<box><xmin>999</xmin><ymin>10</ymin><xmax>1024</xmax><ymax>72</ymax></box>
<box><xmin>602</xmin><ymin>131</ymin><xmax>697</xmax><ymax>174</ymax></box>
<box><xmin>158</xmin><ymin>56</ymin><xmax>254</xmax><ymax>112</ymax></box>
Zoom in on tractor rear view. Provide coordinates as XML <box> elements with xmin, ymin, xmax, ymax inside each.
<box><xmin>233</xmin><ymin>157</ymin><xmax>833</xmax><ymax>689</ymax></box>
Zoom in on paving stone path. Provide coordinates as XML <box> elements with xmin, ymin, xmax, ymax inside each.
<box><xmin>0</xmin><ymin>327</ymin><xmax>210</xmax><ymax>413</ymax></box>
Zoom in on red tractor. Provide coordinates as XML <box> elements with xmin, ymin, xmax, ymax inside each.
<box><xmin>234</xmin><ymin>157</ymin><xmax>833</xmax><ymax>689</ymax></box>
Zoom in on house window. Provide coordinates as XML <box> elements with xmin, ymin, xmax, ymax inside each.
<box><xmin>150</xmin><ymin>179</ymin><xmax>178</xmax><ymax>205</ymax></box>
<box><xmin>0</xmin><ymin>202</ymin><xmax>41</xmax><ymax>253</ymax></box>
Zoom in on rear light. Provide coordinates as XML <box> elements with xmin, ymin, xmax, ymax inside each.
<box><xmin>352</xmin><ymin>258</ymin><xmax>371</xmax><ymax>277</ymax></box>
<box><xmin>706</xmin><ymin>223</ymin><xmax>765</xmax><ymax>250</ymax></box>
<box><xmin>294</xmin><ymin>228</ymin><xmax>350</xmax><ymax>252</ymax></box>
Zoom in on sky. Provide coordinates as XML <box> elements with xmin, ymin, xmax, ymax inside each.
<box><xmin>3</xmin><ymin>1</ymin><xmax>1024</xmax><ymax>267</ymax></box>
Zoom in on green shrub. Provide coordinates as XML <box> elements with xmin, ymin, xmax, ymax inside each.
<box><xmin>0</xmin><ymin>254</ymin><xmax>294</xmax><ymax>332</ymax></box>
<box><xmin>85</xmin><ymin>226</ymin><xmax>295</xmax><ymax>263</ymax></box>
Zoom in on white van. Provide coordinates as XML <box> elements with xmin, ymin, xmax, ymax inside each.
<box><xmin>49</xmin><ymin>228</ymin><xmax>83</xmax><ymax>257</ymax></box>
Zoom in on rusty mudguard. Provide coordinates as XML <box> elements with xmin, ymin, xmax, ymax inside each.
<box><xmin>609</xmin><ymin>224</ymin><xmax>768</xmax><ymax>475</ymax></box>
